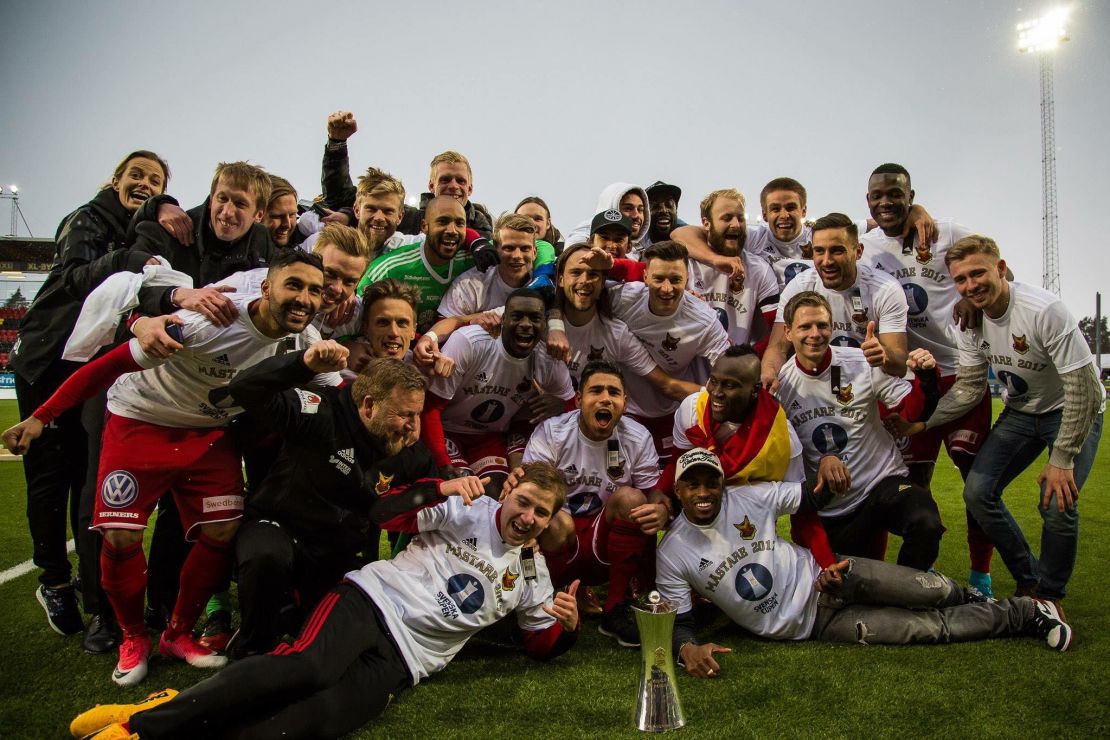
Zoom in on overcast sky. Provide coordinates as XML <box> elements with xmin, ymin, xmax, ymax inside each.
<box><xmin>1</xmin><ymin>0</ymin><xmax>1107</xmax><ymax>319</ymax></box>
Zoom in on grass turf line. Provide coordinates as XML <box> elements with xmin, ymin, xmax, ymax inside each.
<box><xmin>0</xmin><ymin>399</ymin><xmax>1107</xmax><ymax>738</ymax></box>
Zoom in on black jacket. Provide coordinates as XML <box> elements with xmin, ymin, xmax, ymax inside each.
<box><xmin>213</xmin><ymin>350</ymin><xmax>437</xmax><ymax>562</ymax></box>
<box><xmin>128</xmin><ymin>195</ymin><xmax>277</xmax><ymax>316</ymax></box>
<box><xmin>10</xmin><ymin>188</ymin><xmax>153</xmax><ymax>384</ymax></box>
<box><xmin>320</xmin><ymin>139</ymin><xmax>494</xmax><ymax>238</ymax></box>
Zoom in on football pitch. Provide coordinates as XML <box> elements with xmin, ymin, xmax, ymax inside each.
<box><xmin>0</xmin><ymin>399</ymin><xmax>1107</xmax><ymax>738</ymax></box>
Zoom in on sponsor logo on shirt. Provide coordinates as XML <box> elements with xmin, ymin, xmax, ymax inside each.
<box><xmin>463</xmin><ymin>537</ymin><xmax>478</xmax><ymax>551</ymax></box>
<box><xmin>336</xmin><ymin>448</ymin><xmax>354</xmax><ymax>464</ymax></box>
<box><xmin>214</xmin><ymin>353</ymin><xmax>231</xmax><ymax>367</ymax></box>
<box><xmin>698</xmin><ymin>558</ymin><xmax>714</xmax><ymax>572</ymax></box>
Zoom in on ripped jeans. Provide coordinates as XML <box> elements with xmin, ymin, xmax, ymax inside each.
<box><xmin>810</xmin><ymin>557</ymin><xmax>1035</xmax><ymax>645</ymax></box>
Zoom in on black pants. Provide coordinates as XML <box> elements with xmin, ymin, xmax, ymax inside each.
<box><xmin>234</xmin><ymin>518</ymin><xmax>350</xmax><ymax>654</ymax></box>
<box><xmin>820</xmin><ymin>475</ymin><xmax>946</xmax><ymax>570</ymax></box>
<box><xmin>131</xmin><ymin>582</ymin><xmax>412</xmax><ymax>740</ymax></box>
<box><xmin>15</xmin><ymin>361</ymin><xmax>87</xmax><ymax>588</ymax></box>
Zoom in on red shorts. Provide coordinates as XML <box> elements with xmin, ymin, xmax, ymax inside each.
<box><xmin>93</xmin><ymin>413</ymin><xmax>244</xmax><ymax>540</ymax></box>
<box><xmin>628</xmin><ymin>413</ymin><xmax>674</xmax><ymax>467</ymax></box>
<box><xmin>443</xmin><ymin>431</ymin><xmax>526</xmax><ymax>477</ymax></box>
<box><xmin>546</xmin><ymin>512</ymin><xmax>614</xmax><ymax>587</ymax></box>
<box><xmin>899</xmin><ymin>374</ymin><xmax>991</xmax><ymax>464</ymax></box>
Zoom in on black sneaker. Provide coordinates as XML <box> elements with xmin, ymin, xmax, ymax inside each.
<box><xmin>145</xmin><ymin>604</ymin><xmax>171</xmax><ymax>632</ymax></box>
<box><xmin>83</xmin><ymin>612</ymin><xmax>121</xmax><ymax>654</ymax></box>
<box><xmin>598</xmin><ymin>601</ymin><xmax>640</xmax><ymax>648</ymax></box>
<box><xmin>36</xmin><ymin>584</ymin><xmax>84</xmax><ymax>636</ymax></box>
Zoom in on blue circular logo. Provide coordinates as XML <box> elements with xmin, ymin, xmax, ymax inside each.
<box><xmin>831</xmin><ymin>335</ymin><xmax>861</xmax><ymax>348</ymax></box>
<box><xmin>812</xmin><ymin>423</ymin><xmax>848</xmax><ymax>454</ymax></box>
<box><xmin>446</xmin><ymin>574</ymin><xmax>485</xmax><ymax>614</ymax></box>
<box><xmin>734</xmin><ymin>563</ymin><xmax>774</xmax><ymax>601</ymax></box>
<box><xmin>568</xmin><ymin>491</ymin><xmax>602</xmax><ymax>517</ymax></box>
<box><xmin>101</xmin><ymin>470</ymin><xmax>138</xmax><ymax>508</ymax></box>
<box><xmin>903</xmin><ymin>284</ymin><xmax>929</xmax><ymax>316</ymax></box>
<box><xmin>996</xmin><ymin>371</ymin><xmax>1029</xmax><ymax>398</ymax></box>
<box><xmin>715</xmin><ymin>307</ymin><xmax>729</xmax><ymax>330</ymax></box>
<box><xmin>783</xmin><ymin>262</ymin><xmax>811</xmax><ymax>284</ymax></box>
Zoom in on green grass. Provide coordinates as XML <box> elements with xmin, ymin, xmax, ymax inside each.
<box><xmin>0</xmin><ymin>400</ymin><xmax>1108</xmax><ymax>738</ymax></box>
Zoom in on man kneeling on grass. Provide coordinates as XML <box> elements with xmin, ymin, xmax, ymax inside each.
<box><xmin>656</xmin><ymin>449</ymin><xmax>1073</xmax><ymax>680</ymax></box>
<box><xmin>70</xmin><ymin>463</ymin><xmax>580</xmax><ymax>740</ymax></box>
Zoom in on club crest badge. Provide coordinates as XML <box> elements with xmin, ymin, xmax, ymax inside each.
<box><xmin>375</xmin><ymin>472</ymin><xmax>394</xmax><ymax>495</ymax></box>
<box><xmin>734</xmin><ymin>516</ymin><xmax>756</xmax><ymax>540</ymax></box>
<box><xmin>607</xmin><ymin>457</ymin><xmax>626</xmax><ymax>481</ymax></box>
<box><xmin>1012</xmin><ymin>334</ymin><xmax>1029</xmax><ymax>354</ymax></box>
<box><xmin>851</xmin><ymin>306</ymin><xmax>869</xmax><ymax>325</ymax></box>
<box><xmin>516</xmin><ymin>376</ymin><xmax>532</xmax><ymax>393</ymax></box>
<box><xmin>501</xmin><ymin>566</ymin><xmax>520</xmax><ymax>591</ymax></box>
<box><xmin>915</xmin><ymin>241</ymin><xmax>933</xmax><ymax>265</ymax></box>
<box><xmin>836</xmin><ymin>382</ymin><xmax>854</xmax><ymax>405</ymax></box>
<box><xmin>662</xmin><ymin>333</ymin><xmax>680</xmax><ymax>352</ymax></box>
<box><xmin>588</xmin><ymin>345</ymin><xmax>605</xmax><ymax>361</ymax></box>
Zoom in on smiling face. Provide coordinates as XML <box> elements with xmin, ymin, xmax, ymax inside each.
<box><xmin>762</xmin><ymin>189</ymin><xmax>806</xmax><ymax>242</ymax></box>
<box><xmin>650</xmin><ymin>196</ymin><xmax>678</xmax><ymax>238</ymax></box>
<box><xmin>591</xmin><ymin>226</ymin><xmax>631</xmax><ymax>258</ymax></box>
<box><xmin>644</xmin><ymin>257</ymin><xmax>687</xmax><ymax>316</ymax></box>
<box><xmin>423</xmin><ymin>198</ymin><xmax>467</xmax><ymax>264</ymax></box>
<box><xmin>262</xmin><ymin>261</ymin><xmax>325</xmax><ymax>334</ymax></box>
<box><xmin>948</xmin><ymin>253</ymin><xmax>1009</xmax><ymax>315</ymax></box>
<box><xmin>704</xmin><ymin>196</ymin><xmax>747</xmax><ymax>256</ymax></box>
<box><xmin>785</xmin><ymin>304</ymin><xmax>832</xmax><ymax>369</ymax></box>
<box><xmin>495</xmin><ymin>228</ymin><xmax>536</xmax><ymax>286</ymax></box>
<box><xmin>516</xmin><ymin>202</ymin><xmax>550</xmax><ymax>239</ymax></box>
<box><xmin>265</xmin><ymin>194</ymin><xmax>298</xmax><ymax>247</ymax></box>
<box><xmin>364</xmin><ymin>297</ymin><xmax>416</xmax><ymax>359</ymax></box>
<box><xmin>866</xmin><ymin>172</ymin><xmax>914</xmax><ymax>236</ymax></box>
<box><xmin>112</xmin><ymin>156</ymin><xmax>166</xmax><ymax>212</ymax></box>
<box><xmin>356</xmin><ymin>193</ymin><xmax>404</xmax><ymax>252</ymax></box>
<box><xmin>210</xmin><ymin>175</ymin><xmax>264</xmax><ymax>242</ymax></box>
<box><xmin>500</xmin><ymin>295</ymin><xmax>546</xmax><ymax>358</ymax></box>
<box><xmin>499</xmin><ymin>482</ymin><xmax>558</xmax><ymax>546</ymax></box>
<box><xmin>430</xmin><ymin>162</ymin><xmax>473</xmax><ymax>203</ymax></box>
<box><xmin>558</xmin><ymin>248</ymin><xmax>604</xmax><ymax>317</ymax></box>
<box><xmin>811</xmin><ymin>227</ymin><xmax>861</xmax><ymax>291</ymax></box>
<box><xmin>318</xmin><ymin>244</ymin><xmax>368</xmax><ymax>312</ymax></box>
<box><xmin>705</xmin><ymin>354</ymin><xmax>761</xmax><ymax>424</ymax></box>
<box><xmin>363</xmin><ymin>386</ymin><xmax>424</xmax><ymax>456</ymax></box>
<box><xmin>675</xmin><ymin>466</ymin><xmax>725</xmax><ymax>525</ymax></box>
<box><xmin>577</xmin><ymin>371</ymin><xmax>625</xmax><ymax>441</ymax></box>
<box><xmin>620</xmin><ymin>192</ymin><xmax>646</xmax><ymax>239</ymax></box>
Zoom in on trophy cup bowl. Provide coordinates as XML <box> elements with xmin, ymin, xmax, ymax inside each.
<box><xmin>632</xmin><ymin>591</ymin><xmax>685</xmax><ymax>732</ymax></box>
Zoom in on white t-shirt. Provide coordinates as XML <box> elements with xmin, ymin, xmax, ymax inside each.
<box><xmin>438</xmin><ymin>266</ymin><xmax>519</xmax><ymax>318</ymax></box>
<box><xmin>609</xmin><ymin>282</ymin><xmax>731</xmax><ymax>418</ymax></box>
<box><xmin>107</xmin><ymin>295</ymin><xmax>339</xmax><ymax>428</ymax></box>
<box><xmin>775</xmin><ymin>346</ymin><xmax>911</xmax><ymax>516</ymax></box>
<box><xmin>776</xmin><ymin>263</ymin><xmax>908</xmax><ymax>349</ymax></box>
<box><xmin>859</xmin><ymin>219</ymin><xmax>974</xmax><ymax>375</ymax></box>
<box><xmin>745</xmin><ymin>223</ymin><xmax>815</xmax><ymax>290</ymax></box>
<box><xmin>956</xmin><ymin>282</ymin><xmax>1099</xmax><ymax>414</ymax></box>
<box><xmin>523</xmin><ymin>411</ymin><xmax>660</xmax><ymax>518</ymax></box>
<box><xmin>687</xmin><ymin>251</ymin><xmax>779</xmax><ymax>346</ymax></box>
<box><xmin>428</xmin><ymin>326</ymin><xmax>575</xmax><ymax>434</ymax></box>
<box><xmin>347</xmin><ymin>496</ymin><xmax>557</xmax><ymax>684</ymax></box>
<box><xmin>564</xmin><ymin>313</ymin><xmax>658</xmax><ymax>388</ymax></box>
<box><xmin>656</xmin><ymin>481</ymin><xmax>821</xmax><ymax>641</ymax></box>
<box><xmin>670</xmin><ymin>392</ymin><xmax>807</xmax><ymax>483</ymax></box>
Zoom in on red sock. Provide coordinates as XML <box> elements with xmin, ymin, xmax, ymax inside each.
<box><xmin>605</xmin><ymin>518</ymin><xmax>647</xmax><ymax>611</ymax></box>
<box><xmin>966</xmin><ymin>509</ymin><xmax>995</xmax><ymax>573</ymax></box>
<box><xmin>101</xmin><ymin>540</ymin><xmax>148</xmax><ymax>637</ymax></box>
<box><xmin>165</xmin><ymin>533</ymin><xmax>233</xmax><ymax>639</ymax></box>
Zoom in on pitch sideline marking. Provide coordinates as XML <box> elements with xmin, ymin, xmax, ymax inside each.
<box><xmin>0</xmin><ymin>539</ymin><xmax>75</xmax><ymax>586</ymax></box>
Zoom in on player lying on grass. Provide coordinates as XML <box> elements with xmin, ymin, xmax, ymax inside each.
<box><xmin>69</xmin><ymin>462</ymin><xmax>581</xmax><ymax>740</ymax></box>
<box><xmin>656</xmin><ymin>448</ymin><xmax>1073</xmax><ymax>680</ymax></box>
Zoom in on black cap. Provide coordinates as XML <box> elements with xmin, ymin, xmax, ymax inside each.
<box><xmin>646</xmin><ymin>180</ymin><xmax>681</xmax><ymax>204</ymax></box>
<box><xmin>590</xmin><ymin>209</ymin><xmax>633</xmax><ymax>236</ymax></box>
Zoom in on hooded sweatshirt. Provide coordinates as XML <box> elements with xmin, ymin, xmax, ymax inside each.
<box><xmin>562</xmin><ymin>182</ymin><xmax>652</xmax><ymax>259</ymax></box>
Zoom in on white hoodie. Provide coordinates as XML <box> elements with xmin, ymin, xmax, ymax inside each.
<box><xmin>563</xmin><ymin>182</ymin><xmax>652</xmax><ymax>259</ymax></box>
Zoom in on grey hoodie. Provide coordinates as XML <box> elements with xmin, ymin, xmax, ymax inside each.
<box><xmin>563</xmin><ymin>182</ymin><xmax>653</xmax><ymax>258</ymax></box>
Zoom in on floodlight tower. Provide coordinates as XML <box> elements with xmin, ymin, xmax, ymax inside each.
<box><xmin>1018</xmin><ymin>8</ymin><xmax>1070</xmax><ymax>296</ymax></box>
<box><xmin>0</xmin><ymin>185</ymin><xmax>20</xmax><ymax>237</ymax></box>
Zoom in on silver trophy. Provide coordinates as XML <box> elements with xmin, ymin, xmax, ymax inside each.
<box><xmin>632</xmin><ymin>591</ymin><xmax>685</xmax><ymax>732</ymax></box>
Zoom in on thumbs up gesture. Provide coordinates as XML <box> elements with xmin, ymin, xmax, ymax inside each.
<box><xmin>861</xmin><ymin>321</ymin><xmax>887</xmax><ymax>368</ymax></box>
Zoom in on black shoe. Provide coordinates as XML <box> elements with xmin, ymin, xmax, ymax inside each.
<box><xmin>145</xmin><ymin>604</ymin><xmax>170</xmax><ymax>632</ymax></box>
<box><xmin>83</xmin><ymin>612</ymin><xmax>121</xmax><ymax>654</ymax></box>
<box><xmin>36</xmin><ymin>584</ymin><xmax>84</xmax><ymax>636</ymax></box>
<box><xmin>196</xmin><ymin>609</ymin><xmax>233</xmax><ymax>653</ymax></box>
<box><xmin>598</xmin><ymin>601</ymin><xmax>640</xmax><ymax>648</ymax></box>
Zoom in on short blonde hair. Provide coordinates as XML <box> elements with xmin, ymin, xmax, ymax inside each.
<box><xmin>493</xmin><ymin>213</ymin><xmax>537</xmax><ymax>245</ymax></box>
<box><xmin>946</xmin><ymin>235</ymin><xmax>1001</xmax><ymax>267</ymax></box>
<box><xmin>516</xmin><ymin>461</ymin><xmax>568</xmax><ymax>512</ymax></box>
<box><xmin>313</xmin><ymin>223</ymin><xmax>371</xmax><ymax>261</ymax></box>
<box><xmin>210</xmin><ymin>162</ymin><xmax>271</xmax><ymax>211</ymax></box>
<box><xmin>355</xmin><ymin>167</ymin><xmax>406</xmax><ymax>207</ymax></box>
<box><xmin>700</xmin><ymin>188</ymin><xmax>746</xmax><ymax>221</ymax></box>
<box><xmin>429</xmin><ymin>151</ymin><xmax>472</xmax><ymax>180</ymax></box>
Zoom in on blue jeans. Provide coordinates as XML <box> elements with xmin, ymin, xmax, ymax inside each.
<box><xmin>962</xmin><ymin>407</ymin><xmax>1103</xmax><ymax>600</ymax></box>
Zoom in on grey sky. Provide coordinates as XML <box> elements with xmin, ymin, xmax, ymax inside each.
<box><xmin>1</xmin><ymin>0</ymin><xmax>1107</xmax><ymax>319</ymax></box>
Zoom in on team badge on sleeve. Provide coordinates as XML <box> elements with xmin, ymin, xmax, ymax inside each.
<box><xmin>295</xmin><ymin>389</ymin><xmax>321</xmax><ymax>414</ymax></box>
<box><xmin>375</xmin><ymin>472</ymin><xmax>394</xmax><ymax>495</ymax></box>
<box><xmin>101</xmin><ymin>470</ymin><xmax>139</xmax><ymax>508</ymax></box>
<box><xmin>1012</xmin><ymin>334</ymin><xmax>1029</xmax><ymax>354</ymax></box>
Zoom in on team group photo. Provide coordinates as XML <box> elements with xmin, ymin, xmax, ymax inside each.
<box><xmin>0</xmin><ymin>2</ymin><xmax>1107</xmax><ymax>738</ymax></box>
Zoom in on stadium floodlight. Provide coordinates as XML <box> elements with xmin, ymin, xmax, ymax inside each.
<box><xmin>1017</xmin><ymin>8</ymin><xmax>1070</xmax><ymax>53</ymax></box>
<box><xmin>8</xmin><ymin>185</ymin><xmax>17</xmax><ymax>194</ymax></box>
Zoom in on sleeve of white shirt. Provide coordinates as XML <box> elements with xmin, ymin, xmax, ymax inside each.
<box><xmin>785</xmin><ymin>424</ymin><xmax>805</xmax><ymax>483</ymax></box>
<box><xmin>1040</xmin><ymin>299</ymin><xmax>1096</xmax><ymax>374</ymax></box>
<box><xmin>612</xmin><ymin>320</ymin><xmax>658</xmax><ymax>376</ymax></box>
<box><xmin>874</xmin><ymin>279</ymin><xmax>909</xmax><ymax>333</ymax></box>
<box><xmin>427</xmin><ymin>331</ymin><xmax>474</xmax><ymax>399</ymax></box>
<box><xmin>522</xmin><ymin>420</ymin><xmax>557</xmax><ymax>465</ymax></box>
<box><xmin>956</xmin><ymin>326</ymin><xmax>988</xmax><ymax>369</ymax></box>
<box><xmin>629</xmin><ymin>433</ymin><xmax>661</xmax><ymax>490</ymax></box>
<box><xmin>437</xmin><ymin>276</ymin><xmax>478</xmax><ymax>318</ymax></box>
<box><xmin>415</xmin><ymin>493</ymin><xmax>456</xmax><ymax>532</ymax></box>
<box><xmin>542</xmin><ymin>355</ymin><xmax>577</xmax><ymax>401</ymax></box>
<box><xmin>771</xmin><ymin>481</ymin><xmax>804</xmax><ymax>518</ymax></box>
<box><xmin>700</xmin><ymin>315</ymin><xmax>732</xmax><ymax>364</ymax></box>
<box><xmin>872</xmin><ymin>366</ymin><xmax>913</xmax><ymax>407</ymax></box>
<box><xmin>655</xmin><ymin>542</ymin><xmax>693</xmax><ymax>615</ymax></box>
<box><xmin>671</xmin><ymin>393</ymin><xmax>698</xmax><ymax>451</ymax></box>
